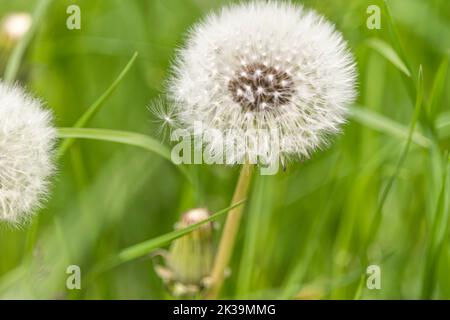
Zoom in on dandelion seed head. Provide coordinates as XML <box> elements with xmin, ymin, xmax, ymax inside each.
<box><xmin>0</xmin><ymin>82</ymin><xmax>56</xmax><ymax>225</ymax></box>
<box><xmin>1</xmin><ymin>13</ymin><xmax>32</xmax><ymax>41</ymax></box>
<box><xmin>168</xmin><ymin>1</ymin><xmax>357</xmax><ymax>165</ymax></box>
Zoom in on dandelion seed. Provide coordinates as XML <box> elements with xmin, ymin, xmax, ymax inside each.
<box><xmin>0</xmin><ymin>81</ymin><xmax>56</xmax><ymax>225</ymax></box>
<box><xmin>167</xmin><ymin>1</ymin><xmax>357</xmax><ymax>166</ymax></box>
<box><xmin>148</xmin><ymin>97</ymin><xmax>178</xmax><ymax>139</ymax></box>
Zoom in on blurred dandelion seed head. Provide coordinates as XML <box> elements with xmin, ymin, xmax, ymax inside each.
<box><xmin>167</xmin><ymin>1</ymin><xmax>357</xmax><ymax>165</ymax></box>
<box><xmin>1</xmin><ymin>12</ymin><xmax>32</xmax><ymax>41</ymax></box>
<box><xmin>0</xmin><ymin>82</ymin><xmax>56</xmax><ymax>225</ymax></box>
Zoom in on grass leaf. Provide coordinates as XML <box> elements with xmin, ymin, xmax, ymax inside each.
<box><xmin>92</xmin><ymin>199</ymin><xmax>246</xmax><ymax>275</ymax></box>
<box><xmin>349</xmin><ymin>105</ymin><xmax>430</xmax><ymax>148</ymax></box>
<box><xmin>364</xmin><ymin>66</ymin><xmax>424</xmax><ymax>249</ymax></box>
<box><xmin>421</xmin><ymin>156</ymin><xmax>450</xmax><ymax>299</ymax></box>
<box><xmin>3</xmin><ymin>0</ymin><xmax>53</xmax><ymax>83</ymax></box>
<box><xmin>427</xmin><ymin>56</ymin><xmax>449</xmax><ymax>120</ymax></box>
<box><xmin>57</xmin><ymin>52</ymin><xmax>139</xmax><ymax>158</ymax></box>
<box><xmin>383</xmin><ymin>0</ymin><xmax>417</xmax><ymax>100</ymax></box>
<box><xmin>57</xmin><ymin>127</ymin><xmax>194</xmax><ymax>184</ymax></box>
<box><xmin>365</xmin><ymin>38</ymin><xmax>411</xmax><ymax>77</ymax></box>
<box><xmin>382</xmin><ymin>0</ymin><xmax>413</xmax><ymax>75</ymax></box>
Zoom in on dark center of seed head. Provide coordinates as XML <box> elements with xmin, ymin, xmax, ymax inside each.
<box><xmin>228</xmin><ymin>63</ymin><xmax>294</xmax><ymax>111</ymax></box>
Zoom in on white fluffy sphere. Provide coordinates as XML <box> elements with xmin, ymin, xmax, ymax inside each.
<box><xmin>168</xmin><ymin>1</ymin><xmax>357</xmax><ymax>166</ymax></box>
<box><xmin>0</xmin><ymin>82</ymin><xmax>56</xmax><ymax>225</ymax></box>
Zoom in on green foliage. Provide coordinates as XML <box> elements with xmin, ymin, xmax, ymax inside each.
<box><xmin>0</xmin><ymin>0</ymin><xmax>449</xmax><ymax>299</ymax></box>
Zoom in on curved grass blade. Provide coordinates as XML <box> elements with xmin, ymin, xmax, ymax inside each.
<box><xmin>57</xmin><ymin>52</ymin><xmax>139</xmax><ymax>158</ymax></box>
<box><xmin>352</xmin><ymin>275</ymin><xmax>366</xmax><ymax>300</ymax></box>
<box><xmin>57</xmin><ymin>127</ymin><xmax>193</xmax><ymax>184</ymax></box>
<box><xmin>427</xmin><ymin>56</ymin><xmax>449</xmax><ymax>121</ymax></box>
<box><xmin>383</xmin><ymin>0</ymin><xmax>413</xmax><ymax>75</ymax></box>
<box><xmin>364</xmin><ymin>66</ymin><xmax>424</xmax><ymax>250</ymax></box>
<box><xmin>365</xmin><ymin>38</ymin><xmax>411</xmax><ymax>77</ymax></box>
<box><xmin>421</xmin><ymin>155</ymin><xmax>450</xmax><ymax>299</ymax></box>
<box><xmin>383</xmin><ymin>0</ymin><xmax>418</xmax><ymax>102</ymax></box>
<box><xmin>236</xmin><ymin>174</ymin><xmax>272</xmax><ymax>297</ymax></box>
<box><xmin>58</xmin><ymin>127</ymin><xmax>170</xmax><ymax>159</ymax></box>
<box><xmin>280</xmin><ymin>164</ymin><xmax>344</xmax><ymax>299</ymax></box>
<box><xmin>349</xmin><ymin>105</ymin><xmax>430</xmax><ymax>148</ymax></box>
<box><xmin>4</xmin><ymin>0</ymin><xmax>53</xmax><ymax>83</ymax></box>
<box><xmin>436</xmin><ymin>112</ymin><xmax>450</xmax><ymax>139</ymax></box>
<box><xmin>91</xmin><ymin>199</ymin><xmax>246</xmax><ymax>276</ymax></box>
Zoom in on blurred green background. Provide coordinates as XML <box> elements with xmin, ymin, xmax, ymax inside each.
<box><xmin>0</xmin><ymin>0</ymin><xmax>449</xmax><ymax>299</ymax></box>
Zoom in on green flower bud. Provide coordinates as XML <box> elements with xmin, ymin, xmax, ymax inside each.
<box><xmin>153</xmin><ymin>208</ymin><xmax>214</xmax><ymax>297</ymax></box>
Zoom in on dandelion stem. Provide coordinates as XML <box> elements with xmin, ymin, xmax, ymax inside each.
<box><xmin>206</xmin><ymin>162</ymin><xmax>253</xmax><ymax>299</ymax></box>
<box><xmin>4</xmin><ymin>0</ymin><xmax>53</xmax><ymax>83</ymax></box>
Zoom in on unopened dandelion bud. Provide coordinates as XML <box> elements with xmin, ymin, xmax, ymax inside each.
<box><xmin>168</xmin><ymin>208</ymin><xmax>214</xmax><ymax>285</ymax></box>
<box><xmin>153</xmin><ymin>208</ymin><xmax>214</xmax><ymax>297</ymax></box>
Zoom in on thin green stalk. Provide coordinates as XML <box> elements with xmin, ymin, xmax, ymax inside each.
<box><xmin>20</xmin><ymin>52</ymin><xmax>138</xmax><ymax>264</ymax></box>
<box><xmin>3</xmin><ymin>0</ymin><xmax>53</xmax><ymax>83</ymax></box>
<box><xmin>421</xmin><ymin>156</ymin><xmax>450</xmax><ymax>299</ymax></box>
<box><xmin>57</xmin><ymin>52</ymin><xmax>139</xmax><ymax>158</ymax></box>
<box><xmin>22</xmin><ymin>219</ymin><xmax>40</xmax><ymax>264</ymax></box>
<box><xmin>352</xmin><ymin>275</ymin><xmax>365</xmax><ymax>300</ymax></box>
<box><xmin>206</xmin><ymin>162</ymin><xmax>254</xmax><ymax>299</ymax></box>
<box><xmin>5</xmin><ymin>0</ymin><xmax>53</xmax><ymax>265</ymax></box>
<box><xmin>88</xmin><ymin>199</ymin><xmax>246</xmax><ymax>278</ymax></box>
<box><xmin>364</xmin><ymin>66</ymin><xmax>423</xmax><ymax>252</ymax></box>
<box><xmin>349</xmin><ymin>105</ymin><xmax>430</xmax><ymax>148</ymax></box>
<box><xmin>57</xmin><ymin>127</ymin><xmax>194</xmax><ymax>185</ymax></box>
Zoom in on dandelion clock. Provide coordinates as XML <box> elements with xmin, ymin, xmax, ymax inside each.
<box><xmin>0</xmin><ymin>82</ymin><xmax>56</xmax><ymax>225</ymax></box>
<box><xmin>168</xmin><ymin>1</ymin><xmax>357</xmax><ymax>168</ymax></box>
<box><xmin>162</xmin><ymin>1</ymin><xmax>357</xmax><ymax>298</ymax></box>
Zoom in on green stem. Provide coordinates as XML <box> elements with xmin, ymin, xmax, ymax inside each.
<box><xmin>4</xmin><ymin>0</ymin><xmax>52</xmax><ymax>83</ymax></box>
<box><xmin>205</xmin><ymin>162</ymin><xmax>253</xmax><ymax>299</ymax></box>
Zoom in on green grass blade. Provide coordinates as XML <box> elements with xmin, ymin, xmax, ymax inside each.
<box><xmin>236</xmin><ymin>174</ymin><xmax>273</xmax><ymax>297</ymax></box>
<box><xmin>427</xmin><ymin>56</ymin><xmax>449</xmax><ymax>121</ymax></box>
<box><xmin>280</xmin><ymin>168</ymin><xmax>343</xmax><ymax>299</ymax></box>
<box><xmin>436</xmin><ymin>112</ymin><xmax>450</xmax><ymax>139</ymax></box>
<box><xmin>92</xmin><ymin>199</ymin><xmax>246</xmax><ymax>274</ymax></box>
<box><xmin>58</xmin><ymin>127</ymin><xmax>171</xmax><ymax>160</ymax></box>
<box><xmin>365</xmin><ymin>66</ymin><xmax>424</xmax><ymax>249</ymax></box>
<box><xmin>118</xmin><ymin>200</ymin><xmax>245</xmax><ymax>261</ymax></box>
<box><xmin>421</xmin><ymin>156</ymin><xmax>450</xmax><ymax>299</ymax></box>
<box><xmin>383</xmin><ymin>0</ymin><xmax>413</xmax><ymax>76</ymax></box>
<box><xmin>57</xmin><ymin>52</ymin><xmax>139</xmax><ymax>158</ymax></box>
<box><xmin>349</xmin><ymin>105</ymin><xmax>430</xmax><ymax>148</ymax></box>
<box><xmin>3</xmin><ymin>0</ymin><xmax>53</xmax><ymax>83</ymax></box>
<box><xmin>383</xmin><ymin>0</ymin><xmax>417</xmax><ymax>100</ymax></box>
<box><xmin>352</xmin><ymin>275</ymin><xmax>365</xmax><ymax>300</ymax></box>
<box><xmin>365</xmin><ymin>38</ymin><xmax>411</xmax><ymax>77</ymax></box>
<box><xmin>57</xmin><ymin>127</ymin><xmax>195</xmax><ymax>184</ymax></box>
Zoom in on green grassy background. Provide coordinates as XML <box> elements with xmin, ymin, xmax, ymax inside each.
<box><xmin>0</xmin><ymin>0</ymin><xmax>449</xmax><ymax>299</ymax></box>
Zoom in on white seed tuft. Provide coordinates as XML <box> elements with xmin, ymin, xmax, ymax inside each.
<box><xmin>167</xmin><ymin>1</ymin><xmax>357</xmax><ymax>166</ymax></box>
<box><xmin>0</xmin><ymin>81</ymin><xmax>56</xmax><ymax>225</ymax></box>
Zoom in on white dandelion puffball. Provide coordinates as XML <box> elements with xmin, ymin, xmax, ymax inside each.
<box><xmin>168</xmin><ymin>1</ymin><xmax>357</xmax><ymax>166</ymax></box>
<box><xmin>0</xmin><ymin>82</ymin><xmax>56</xmax><ymax>225</ymax></box>
<box><xmin>1</xmin><ymin>13</ymin><xmax>32</xmax><ymax>41</ymax></box>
